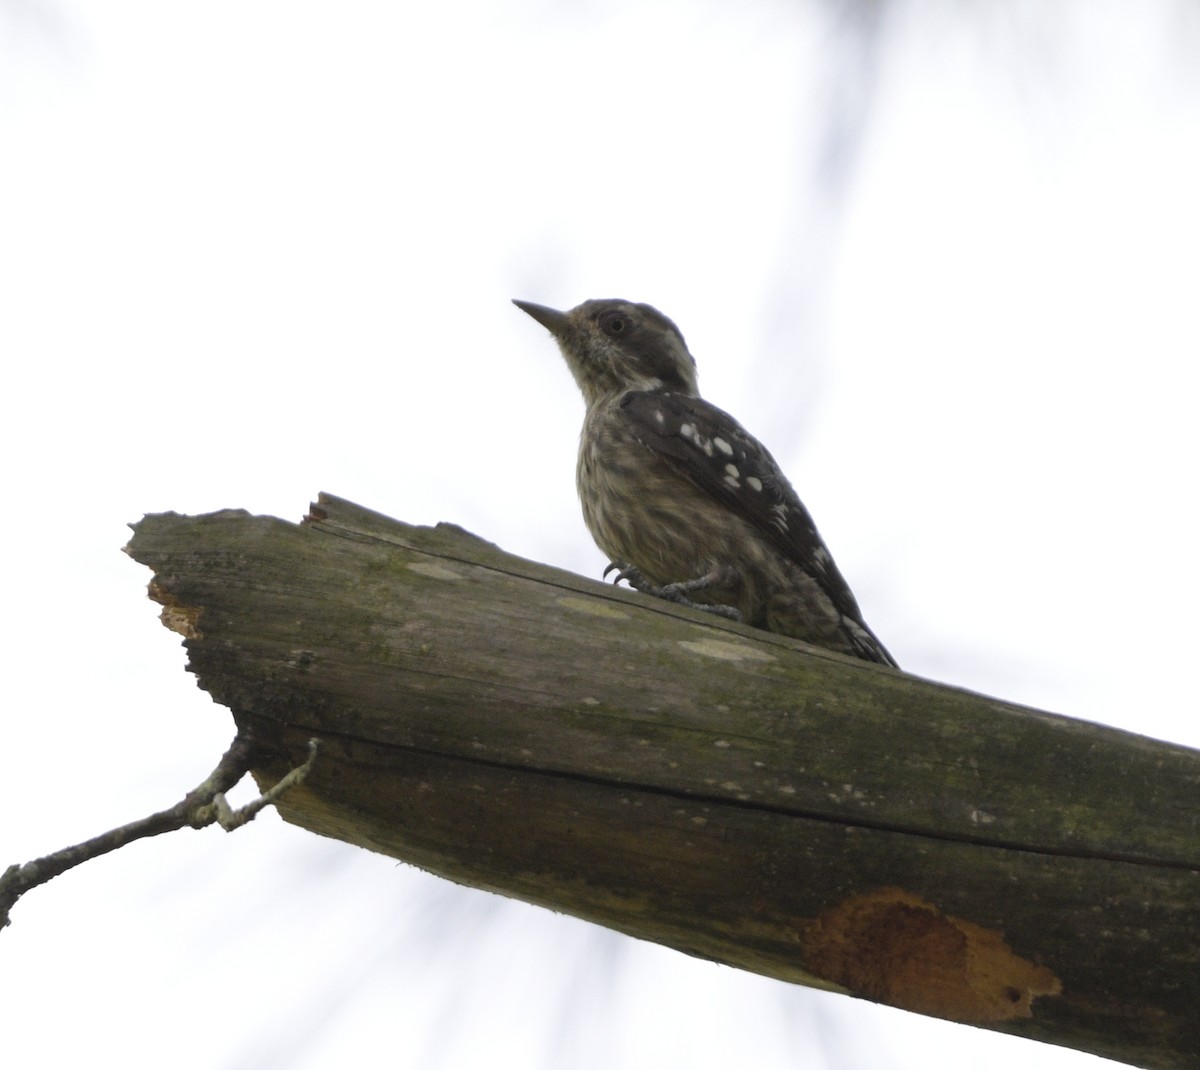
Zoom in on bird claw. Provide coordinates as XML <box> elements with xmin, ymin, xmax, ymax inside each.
<box><xmin>604</xmin><ymin>562</ymin><xmax>648</xmax><ymax>588</ymax></box>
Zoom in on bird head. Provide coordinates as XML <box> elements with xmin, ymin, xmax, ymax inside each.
<box><xmin>514</xmin><ymin>298</ymin><xmax>700</xmax><ymax>407</ymax></box>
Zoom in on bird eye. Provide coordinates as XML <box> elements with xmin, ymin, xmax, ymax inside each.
<box><xmin>600</xmin><ymin>312</ymin><xmax>627</xmax><ymax>336</ymax></box>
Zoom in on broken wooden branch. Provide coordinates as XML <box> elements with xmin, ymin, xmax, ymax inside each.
<box><xmin>122</xmin><ymin>492</ymin><xmax>1200</xmax><ymax>1070</ymax></box>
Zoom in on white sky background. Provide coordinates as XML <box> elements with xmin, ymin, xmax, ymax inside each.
<box><xmin>2</xmin><ymin>1</ymin><xmax>1198</xmax><ymax>1068</ymax></box>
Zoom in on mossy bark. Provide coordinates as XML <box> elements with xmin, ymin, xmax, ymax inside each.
<box><xmin>126</xmin><ymin>493</ymin><xmax>1200</xmax><ymax>1070</ymax></box>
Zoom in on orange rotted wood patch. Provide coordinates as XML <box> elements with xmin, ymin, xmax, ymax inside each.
<box><xmin>800</xmin><ymin>887</ymin><xmax>1061</xmax><ymax>1022</ymax></box>
<box><xmin>147</xmin><ymin>578</ymin><xmax>203</xmax><ymax>639</ymax></box>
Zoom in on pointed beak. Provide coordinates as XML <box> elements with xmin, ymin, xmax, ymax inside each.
<box><xmin>513</xmin><ymin>299</ymin><xmax>570</xmax><ymax>337</ymax></box>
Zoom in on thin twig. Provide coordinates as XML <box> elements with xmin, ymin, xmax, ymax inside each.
<box><xmin>213</xmin><ymin>738</ymin><xmax>319</xmax><ymax>830</ymax></box>
<box><xmin>0</xmin><ymin>734</ymin><xmax>320</xmax><ymax>932</ymax></box>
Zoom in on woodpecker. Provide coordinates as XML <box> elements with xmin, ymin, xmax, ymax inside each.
<box><xmin>513</xmin><ymin>297</ymin><xmax>897</xmax><ymax>668</ymax></box>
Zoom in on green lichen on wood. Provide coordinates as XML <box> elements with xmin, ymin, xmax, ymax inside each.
<box><xmin>126</xmin><ymin>493</ymin><xmax>1200</xmax><ymax>1070</ymax></box>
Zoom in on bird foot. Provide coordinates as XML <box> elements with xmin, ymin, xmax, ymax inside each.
<box><xmin>603</xmin><ymin>563</ymin><xmax>742</xmax><ymax>621</ymax></box>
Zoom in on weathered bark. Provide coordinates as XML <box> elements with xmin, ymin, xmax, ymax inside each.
<box><xmin>125</xmin><ymin>493</ymin><xmax>1200</xmax><ymax>1070</ymax></box>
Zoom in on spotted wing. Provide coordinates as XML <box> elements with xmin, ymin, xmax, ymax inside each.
<box><xmin>619</xmin><ymin>389</ymin><xmax>894</xmax><ymax>664</ymax></box>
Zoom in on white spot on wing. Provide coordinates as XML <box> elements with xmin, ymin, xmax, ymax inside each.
<box><xmin>746</xmin><ymin>476</ymin><xmax>763</xmax><ymax>492</ymax></box>
<box><xmin>714</xmin><ymin>437</ymin><xmax>733</xmax><ymax>456</ymax></box>
<box><xmin>724</xmin><ymin>463</ymin><xmax>739</xmax><ymax>478</ymax></box>
<box><xmin>679</xmin><ymin>421</ymin><xmax>716</xmax><ymax>456</ymax></box>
